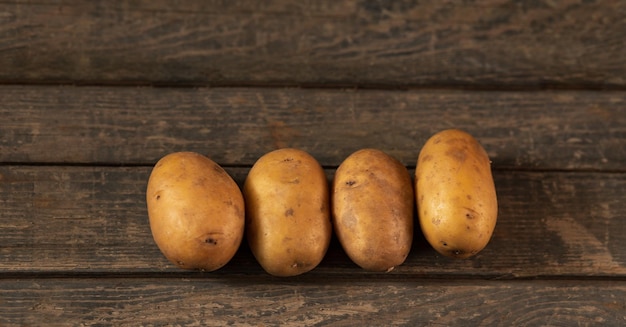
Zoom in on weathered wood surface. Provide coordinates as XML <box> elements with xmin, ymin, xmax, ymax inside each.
<box><xmin>1</xmin><ymin>165</ymin><xmax>624</xmax><ymax>278</ymax></box>
<box><xmin>1</xmin><ymin>1</ymin><xmax>625</xmax><ymax>325</ymax></box>
<box><xmin>1</xmin><ymin>85</ymin><xmax>624</xmax><ymax>170</ymax></box>
<box><xmin>1</xmin><ymin>278</ymin><xmax>625</xmax><ymax>326</ymax></box>
<box><xmin>0</xmin><ymin>0</ymin><xmax>624</xmax><ymax>87</ymax></box>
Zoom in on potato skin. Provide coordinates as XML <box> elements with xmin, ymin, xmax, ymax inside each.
<box><xmin>332</xmin><ymin>149</ymin><xmax>413</xmax><ymax>271</ymax></box>
<box><xmin>416</xmin><ymin>129</ymin><xmax>497</xmax><ymax>259</ymax></box>
<box><xmin>244</xmin><ymin>148</ymin><xmax>331</xmax><ymax>277</ymax></box>
<box><xmin>146</xmin><ymin>152</ymin><xmax>244</xmax><ymax>271</ymax></box>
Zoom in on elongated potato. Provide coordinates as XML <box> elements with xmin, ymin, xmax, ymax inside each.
<box><xmin>416</xmin><ymin>129</ymin><xmax>497</xmax><ymax>259</ymax></box>
<box><xmin>244</xmin><ymin>148</ymin><xmax>331</xmax><ymax>277</ymax></box>
<box><xmin>332</xmin><ymin>149</ymin><xmax>414</xmax><ymax>272</ymax></box>
<box><xmin>146</xmin><ymin>152</ymin><xmax>244</xmax><ymax>271</ymax></box>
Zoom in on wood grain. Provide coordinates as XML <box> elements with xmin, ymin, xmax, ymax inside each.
<box><xmin>0</xmin><ymin>0</ymin><xmax>624</xmax><ymax>87</ymax></box>
<box><xmin>1</xmin><ymin>165</ymin><xmax>624</xmax><ymax>278</ymax></box>
<box><xmin>1</xmin><ymin>278</ymin><xmax>624</xmax><ymax>326</ymax></box>
<box><xmin>1</xmin><ymin>85</ymin><xmax>624</xmax><ymax>170</ymax></box>
<box><xmin>1</xmin><ymin>1</ymin><xmax>624</xmax><ymax>324</ymax></box>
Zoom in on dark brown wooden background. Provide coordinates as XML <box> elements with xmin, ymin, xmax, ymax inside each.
<box><xmin>1</xmin><ymin>1</ymin><xmax>625</xmax><ymax>325</ymax></box>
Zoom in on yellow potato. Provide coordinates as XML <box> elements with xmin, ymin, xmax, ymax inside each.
<box><xmin>244</xmin><ymin>148</ymin><xmax>331</xmax><ymax>277</ymax></box>
<box><xmin>415</xmin><ymin>129</ymin><xmax>498</xmax><ymax>259</ymax></box>
<box><xmin>146</xmin><ymin>152</ymin><xmax>244</xmax><ymax>271</ymax></box>
<box><xmin>332</xmin><ymin>149</ymin><xmax>413</xmax><ymax>271</ymax></box>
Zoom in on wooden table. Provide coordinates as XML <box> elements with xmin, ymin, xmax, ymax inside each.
<box><xmin>1</xmin><ymin>1</ymin><xmax>625</xmax><ymax>325</ymax></box>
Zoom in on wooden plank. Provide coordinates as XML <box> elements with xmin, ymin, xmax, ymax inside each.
<box><xmin>1</xmin><ymin>85</ymin><xmax>624</xmax><ymax>170</ymax></box>
<box><xmin>1</xmin><ymin>166</ymin><xmax>624</xmax><ymax>278</ymax></box>
<box><xmin>1</xmin><ymin>278</ymin><xmax>624</xmax><ymax>326</ymax></box>
<box><xmin>0</xmin><ymin>0</ymin><xmax>624</xmax><ymax>87</ymax></box>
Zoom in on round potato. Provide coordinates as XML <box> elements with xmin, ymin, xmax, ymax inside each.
<box><xmin>415</xmin><ymin>129</ymin><xmax>497</xmax><ymax>259</ymax></box>
<box><xmin>146</xmin><ymin>152</ymin><xmax>244</xmax><ymax>271</ymax></box>
<box><xmin>244</xmin><ymin>148</ymin><xmax>331</xmax><ymax>277</ymax></box>
<box><xmin>332</xmin><ymin>149</ymin><xmax>414</xmax><ymax>272</ymax></box>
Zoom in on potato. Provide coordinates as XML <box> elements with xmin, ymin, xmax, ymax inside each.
<box><xmin>146</xmin><ymin>152</ymin><xmax>244</xmax><ymax>271</ymax></box>
<box><xmin>332</xmin><ymin>149</ymin><xmax>414</xmax><ymax>272</ymax></box>
<box><xmin>244</xmin><ymin>148</ymin><xmax>331</xmax><ymax>277</ymax></box>
<box><xmin>415</xmin><ymin>129</ymin><xmax>498</xmax><ymax>259</ymax></box>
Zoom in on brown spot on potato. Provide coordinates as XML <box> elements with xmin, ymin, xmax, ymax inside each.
<box><xmin>445</xmin><ymin>137</ymin><xmax>466</xmax><ymax>145</ymax></box>
<box><xmin>466</xmin><ymin>194</ymin><xmax>472</xmax><ymax>200</ymax></box>
<box><xmin>473</xmin><ymin>164</ymin><xmax>482</xmax><ymax>174</ymax></box>
<box><xmin>445</xmin><ymin>148</ymin><xmax>466</xmax><ymax>163</ymax></box>
<box><xmin>420</xmin><ymin>154</ymin><xmax>433</xmax><ymax>162</ymax></box>
<box><xmin>464</xmin><ymin>207</ymin><xmax>479</xmax><ymax>219</ymax></box>
<box><xmin>346</xmin><ymin>180</ymin><xmax>357</xmax><ymax>186</ymax></box>
<box><xmin>213</xmin><ymin>163</ymin><xmax>225</xmax><ymax>173</ymax></box>
<box><xmin>198</xmin><ymin>231</ymin><xmax>224</xmax><ymax>246</ymax></box>
<box><xmin>232</xmin><ymin>204</ymin><xmax>243</xmax><ymax>218</ymax></box>
<box><xmin>285</xmin><ymin>208</ymin><xmax>294</xmax><ymax>217</ymax></box>
<box><xmin>193</xmin><ymin>177</ymin><xmax>208</xmax><ymax>187</ymax></box>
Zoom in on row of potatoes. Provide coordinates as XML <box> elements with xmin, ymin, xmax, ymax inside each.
<box><xmin>146</xmin><ymin>129</ymin><xmax>498</xmax><ymax>277</ymax></box>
